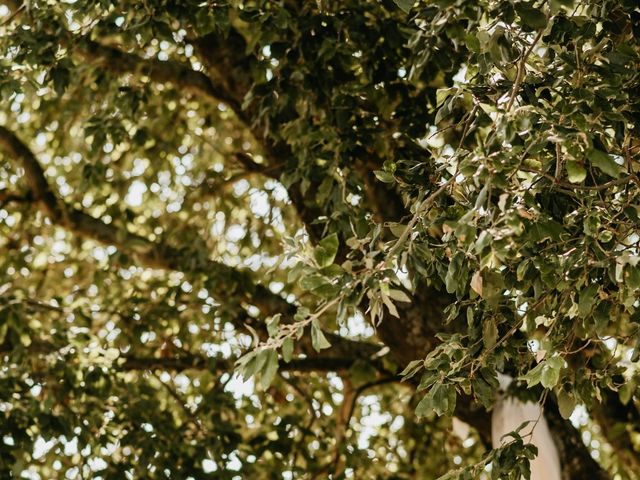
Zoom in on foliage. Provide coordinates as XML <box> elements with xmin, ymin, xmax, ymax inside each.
<box><xmin>0</xmin><ymin>0</ymin><xmax>639</xmax><ymax>479</ymax></box>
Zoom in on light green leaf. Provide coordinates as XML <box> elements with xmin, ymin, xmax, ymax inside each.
<box><xmin>266</xmin><ymin>314</ymin><xmax>281</xmax><ymax>337</ymax></box>
<box><xmin>400</xmin><ymin>359</ymin><xmax>424</xmax><ymax>379</ymax></box>
<box><xmin>260</xmin><ymin>349</ymin><xmax>279</xmax><ymax>389</ymax></box>
<box><xmin>381</xmin><ymin>293</ymin><xmax>399</xmax><ymax>317</ymax></box>
<box><xmin>388</xmin><ymin>289</ymin><xmax>411</xmax><ymax>303</ymax></box>
<box><xmin>388</xmin><ymin>223</ymin><xmax>407</xmax><ymax>238</ymax></box>
<box><xmin>566</xmin><ymin>160</ymin><xmax>587</xmax><ymax>183</ymax></box>
<box><xmin>541</xmin><ymin>366</ymin><xmax>559</xmax><ymax>389</ymax></box>
<box><xmin>373</xmin><ymin>170</ymin><xmax>395</xmax><ymax>183</ymax></box>
<box><xmin>240</xmin><ymin>350</ymin><xmax>268</xmax><ymax>379</ymax></box>
<box><xmin>300</xmin><ymin>274</ymin><xmax>329</xmax><ymax>291</ymax></box>
<box><xmin>392</xmin><ymin>0</ymin><xmax>413</xmax><ymax>13</ymax></box>
<box><xmin>619</xmin><ymin>381</ymin><xmax>635</xmax><ymax>405</ymax></box>
<box><xmin>541</xmin><ymin>357</ymin><xmax>563</xmax><ymax>389</ymax></box>
<box><xmin>282</xmin><ymin>337</ymin><xmax>294</xmax><ymax>363</ymax></box>
<box><xmin>522</xmin><ymin>362</ymin><xmax>544</xmax><ymax>387</ymax></box>
<box><xmin>311</xmin><ymin>319</ymin><xmax>331</xmax><ymax>352</ymax></box>
<box><xmin>557</xmin><ymin>390</ymin><xmax>576</xmax><ymax>419</ymax></box>
<box><xmin>436</xmin><ymin>87</ymin><xmax>457</xmax><ymax>106</ymax></box>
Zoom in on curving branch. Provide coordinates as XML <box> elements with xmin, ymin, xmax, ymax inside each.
<box><xmin>73</xmin><ymin>38</ymin><xmax>243</xmax><ymax>115</ymax></box>
<box><xmin>0</xmin><ymin>125</ymin><xmax>381</xmax><ymax>365</ymax></box>
<box><xmin>0</xmin><ymin>189</ymin><xmax>32</xmax><ymax>204</ymax></box>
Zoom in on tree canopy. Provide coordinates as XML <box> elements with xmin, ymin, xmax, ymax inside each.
<box><xmin>1</xmin><ymin>0</ymin><xmax>639</xmax><ymax>478</ymax></box>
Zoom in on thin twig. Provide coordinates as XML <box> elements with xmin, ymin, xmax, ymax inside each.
<box><xmin>505</xmin><ymin>28</ymin><xmax>545</xmax><ymax>113</ymax></box>
<box><xmin>520</xmin><ymin>167</ymin><xmax>637</xmax><ymax>191</ymax></box>
<box><xmin>387</xmin><ymin>176</ymin><xmax>456</xmax><ymax>260</ymax></box>
<box><xmin>0</xmin><ymin>2</ymin><xmax>24</xmax><ymax>27</ymax></box>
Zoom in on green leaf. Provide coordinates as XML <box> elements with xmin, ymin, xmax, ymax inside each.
<box><xmin>260</xmin><ymin>349</ymin><xmax>279</xmax><ymax>389</ymax></box>
<box><xmin>299</xmin><ymin>274</ymin><xmax>330</xmax><ymax>291</ymax></box>
<box><xmin>521</xmin><ymin>362</ymin><xmax>544</xmax><ymax>387</ymax></box>
<box><xmin>314</xmin><ymin>233</ymin><xmax>339</xmax><ymax>268</ymax></box>
<box><xmin>282</xmin><ymin>337</ymin><xmax>294</xmax><ymax>363</ymax></box>
<box><xmin>587</xmin><ymin>148</ymin><xmax>622</xmax><ymax>178</ymax></box>
<box><xmin>51</xmin><ymin>65</ymin><xmax>70</xmax><ymax>97</ymax></box>
<box><xmin>312</xmin><ymin>282</ymin><xmax>341</xmax><ymax>299</ymax></box>
<box><xmin>348</xmin><ymin>360</ymin><xmax>378</xmax><ymax>388</ymax></box>
<box><xmin>415</xmin><ymin>392</ymin><xmax>433</xmax><ymax>418</ymax></box>
<box><xmin>241</xmin><ymin>350</ymin><xmax>268</xmax><ymax>379</ymax></box>
<box><xmin>415</xmin><ymin>384</ymin><xmax>455</xmax><ymax>418</ymax></box>
<box><xmin>400</xmin><ymin>359</ymin><xmax>424</xmax><ymax>379</ymax></box>
<box><xmin>373</xmin><ymin>170</ymin><xmax>395</xmax><ymax>183</ymax></box>
<box><xmin>541</xmin><ymin>357</ymin><xmax>563</xmax><ymax>389</ymax></box>
<box><xmin>388</xmin><ymin>288</ymin><xmax>411</xmax><ymax>303</ymax></box>
<box><xmin>566</xmin><ymin>160</ymin><xmax>587</xmax><ymax>183</ymax></box>
<box><xmin>445</xmin><ymin>252</ymin><xmax>463</xmax><ymax>294</ymax></box>
<box><xmin>417</xmin><ymin>371</ymin><xmax>438</xmax><ymax>392</ymax></box>
<box><xmin>516</xmin><ymin>259</ymin><xmax>531</xmax><ymax>282</ymax></box>
<box><xmin>482</xmin><ymin>319</ymin><xmax>498</xmax><ymax>349</ymax></box>
<box><xmin>266</xmin><ymin>314</ymin><xmax>281</xmax><ymax>337</ymax></box>
<box><xmin>392</xmin><ymin>0</ymin><xmax>413</xmax><ymax>14</ymax></box>
<box><xmin>619</xmin><ymin>381</ymin><xmax>635</xmax><ymax>405</ymax></box>
<box><xmin>578</xmin><ymin>284</ymin><xmax>598</xmax><ymax>317</ymax></box>
<box><xmin>435</xmin><ymin>98</ymin><xmax>452</xmax><ymax>124</ymax></box>
<box><xmin>474</xmin><ymin>230</ymin><xmax>492</xmax><ymax>254</ymax></box>
<box><xmin>466</xmin><ymin>307</ymin><xmax>474</xmax><ymax>328</ymax></box>
<box><xmin>311</xmin><ymin>319</ymin><xmax>331</xmax><ymax>352</ymax></box>
<box><xmin>557</xmin><ymin>390</ymin><xmax>576</xmax><ymax>419</ymax></box>
<box><xmin>626</xmin><ymin>266</ymin><xmax>640</xmax><ymax>290</ymax></box>
<box><xmin>516</xmin><ymin>4</ymin><xmax>547</xmax><ymax>29</ymax></box>
<box><xmin>472</xmin><ymin>377</ymin><xmax>494</xmax><ymax>408</ymax></box>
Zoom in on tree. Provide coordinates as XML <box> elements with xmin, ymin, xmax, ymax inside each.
<box><xmin>0</xmin><ymin>0</ymin><xmax>639</xmax><ymax>478</ymax></box>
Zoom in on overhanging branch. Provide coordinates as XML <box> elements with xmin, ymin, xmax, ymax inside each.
<box><xmin>0</xmin><ymin>125</ymin><xmax>381</xmax><ymax>365</ymax></box>
<box><xmin>73</xmin><ymin>38</ymin><xmax>243</xmax><ymax>114</ymax></box>
<box><xmin>0</xmin><ymin>189</ymin><xmax>32</xmax><ymax>204</ymax></box>
<box><xmin>121</xmin><ymin>354</ymin><xmax>366</xmax><ymax>374</ymax></box>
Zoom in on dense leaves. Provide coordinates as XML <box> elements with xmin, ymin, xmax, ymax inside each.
<box><xmin>1</xmin><ymin>0</ymin><xmax>639</xmax><ymax>479</ymax></box>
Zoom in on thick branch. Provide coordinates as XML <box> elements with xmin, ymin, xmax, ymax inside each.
<box><xmin>0</xmin><ymin>126</ymin><xmax>381</xmax><ymax>365</ymax></box>
<box><xmin>0</xmin><ymin>189</ymin><xmax>32</xmax><ymax>204</ymax></box>
<box><xmin>191</xmin><ymin>29</ymin><xmax>408</xmax><ymax>242</ymax></box>
<box><xmin>74</xmin><ymin>38</ymin><xmax>242</xmax><ymax>114</ymax></box>
<box><xmin>0</xmin><ymin>127</ymin><xmax>61</xmax><ymax>219</ymax></box>
<box><xmin>121</xmin><ymin>354</ymin><xmax>364</xmax><ymax>374</ymax></box>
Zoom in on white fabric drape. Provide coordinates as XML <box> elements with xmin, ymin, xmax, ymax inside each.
<box><xmin>491</xmin><ymin>373</ymin><xmax>561</xmax><ymax>480</ymax></box>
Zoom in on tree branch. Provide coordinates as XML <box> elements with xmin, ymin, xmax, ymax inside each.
<box><xmin>0</xmin><ymin>127</ymin><xmax>62</xmax><ymax>220</ymax></box>
<box><xmin>0</xmin><ymin>189</ymin><xmax>32</xmax><ymax>204</ymax></box>
<box><xmin>521</xmin><ymin>167</ymin><xmax>638</xmax><ymax>191</ymax></box>
<box><xmin>73</xmin><ymin>38</ymin><xmax>243</xmax><ymax>114</ymax></box>
<box><xmin>0</xmin><ymin>126</ymin><xmax>381</xmax><ymax>365</ymax></box>
<box><xmin>121</xmin><ymin>354</ymin><xmax>366</xmax><ymax>374</ymax></box>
